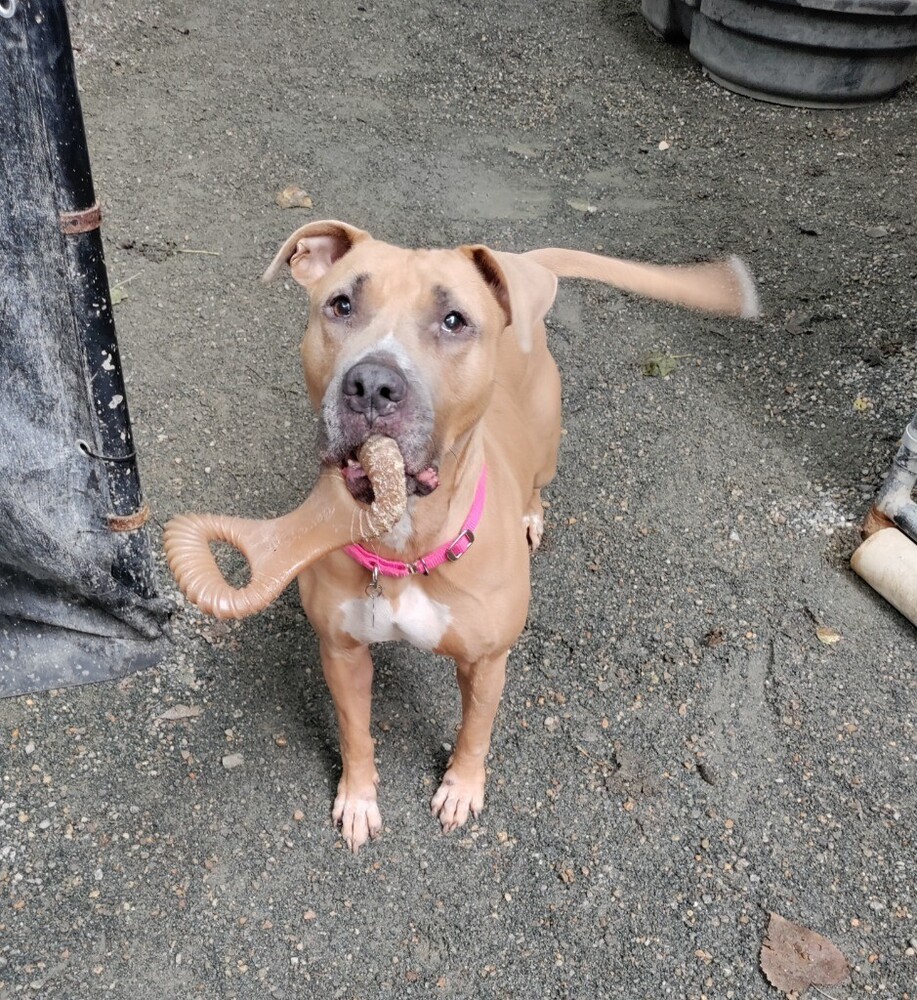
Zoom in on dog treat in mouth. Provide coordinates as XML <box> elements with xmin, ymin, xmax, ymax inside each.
<box><xmin>164</xmin><ymin>435</ymin><xmax>406</xmax><ymax>619</ymax></box>
<box><xmin>356</xmin><ymin>434</ymin><xmax>408</xmax><ymax>534</ymax></box>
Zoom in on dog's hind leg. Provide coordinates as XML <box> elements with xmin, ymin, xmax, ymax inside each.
<box><xmin>525</xmin><ymin>354</ymin><xmax>560</xmax><ymax>552</ymax></box>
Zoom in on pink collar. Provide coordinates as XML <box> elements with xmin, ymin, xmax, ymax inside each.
<box><xmin>344</xmin><ymin>465</ymin><xmax>487</xmax><ymax>579</ymax></box>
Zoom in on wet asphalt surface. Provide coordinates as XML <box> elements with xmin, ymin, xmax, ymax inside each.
<box><xmin>1</xmin><ymin>1</ymin><xmax>915</xmax><ymax>997</ymax></box>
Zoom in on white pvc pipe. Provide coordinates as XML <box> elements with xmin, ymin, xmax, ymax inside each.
<box><xmin>851</xmin><ymin>527</ymin><xmax>917</xmax><ymax>628</ymax></box>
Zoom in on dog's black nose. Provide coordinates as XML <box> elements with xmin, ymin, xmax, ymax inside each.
<box><xmin>342</xmin><ymin>360</ymin><xmax>408</xmax><ymax>421</ymax></box>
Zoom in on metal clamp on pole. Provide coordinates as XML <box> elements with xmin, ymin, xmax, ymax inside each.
<box><xmin>60</xmin><ymin>201</ymin><xmax>102</xmax><ymax>234</ymax></box>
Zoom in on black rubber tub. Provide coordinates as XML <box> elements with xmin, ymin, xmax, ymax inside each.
<box><xmin>642</xmin><ymin>0</ymin><xmax>917</xmax><ymax>106</ymax></box>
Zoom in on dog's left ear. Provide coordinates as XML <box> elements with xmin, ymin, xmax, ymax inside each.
<box><xmin>462</xmin><ymin>246</ymin><xmax>558</xmax><ymax>352</ymax></box>
<box><xmin>262</xmin><ymin>220</ymin><xmax>370</xmax><ymax>289</ymax></box>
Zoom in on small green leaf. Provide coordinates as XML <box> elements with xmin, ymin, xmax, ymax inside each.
<box><xmin>642</xmin><ymin>352</ymin><xmax>680</xmax><ymax>377</ymax></box>
<box><xmin>110</xmin><ymin>286</ymin><xmax>127</xmax><ymax>305</ymax></box>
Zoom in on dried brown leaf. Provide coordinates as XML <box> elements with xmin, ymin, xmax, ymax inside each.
<box><xmin>760</xmin><ymin>912</ymin><xmax>849</xmax><ymax>994</ymax></box>
<box><xmin>704</xmin><ymin>628</ymin><xmax>725</xmax><ymax>648</ymax></box>
<box><xmin>815</xmin><ymin>626</ymin><xmax>841</xmax><ymax>645</ymax></box>
<box><xmin>275</xmin><ymin>185</ymin><xmax>313</xmax><ymax>210</ymax></box>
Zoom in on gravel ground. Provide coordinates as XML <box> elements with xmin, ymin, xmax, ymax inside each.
<box><xmin>2</xmin><ymin>1</ymin><xmax>915</xmax><ymax>997</ymax></box>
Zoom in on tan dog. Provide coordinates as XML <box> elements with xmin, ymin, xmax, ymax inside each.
<box><xmin>262</xmin><ymin>221</ymin><xmax>758</xmax><ymax>851</ymax></box>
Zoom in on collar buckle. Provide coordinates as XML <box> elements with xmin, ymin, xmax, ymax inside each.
<box><xmin>409</xmin><ymin>557</ymin><xmax>430</xmax><ymax>576</ymax></box>
<box><xmin>445</xmin><ymin>528</ymin><xmax>475</xmax><ymax>562</ymax></box>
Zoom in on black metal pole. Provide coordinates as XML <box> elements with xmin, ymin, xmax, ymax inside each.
<box><xmin>0</xmin><ymin>0</ymin><xmax>170</xmax><ymax>696</ymax></box>
<box><xmin>24</xmin><ymin>0</ymin><xmax>154</xmax><ymax>597</ymax></box>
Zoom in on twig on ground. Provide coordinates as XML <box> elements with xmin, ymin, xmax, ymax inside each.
<box><xmin>112</xmin><ymin>271</ymin><xmax>143</xmax><ymax>288</ymax></box>
<box><xmin>576</xmin><ymin>745</ymin><xmax>614</xmax><ymax>770</ymax></box>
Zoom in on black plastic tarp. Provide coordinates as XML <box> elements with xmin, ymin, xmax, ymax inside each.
<box><xmin>0</xmin><ymin>0</ymin><xmax>170</xmax><ymax>697</ymax></box>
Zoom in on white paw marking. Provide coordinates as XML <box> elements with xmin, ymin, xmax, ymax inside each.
<box><xmin>431</xmin><ymin>768</ymin><xmax>486</xmax><ymax>834</ymax></box>
<box><xmin>332</xmin><ymin>788</ymin><xmax>382</xmax><ymax>853</ymax></box>
<box><xmin>523</xmin><ymin>511</ymin><xmax>544</xmax><ymax>551</ymax></box>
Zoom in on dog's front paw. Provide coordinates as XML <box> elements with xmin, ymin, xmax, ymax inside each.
<box><xmin>332</xmin><ymin>780</ymin><xmax>382</xmax><ymax>853</ymax></box>
<box><xmin>431</xmin><ymin>765</ymin><xmax>486</xmax><ymax>834</ymax></box>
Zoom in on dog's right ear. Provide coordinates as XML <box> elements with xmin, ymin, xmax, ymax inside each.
<box><xmin>261</xmin><ymin>220</ymin><xmax>370</xmax><ymax>289</ymax></box>
<box><xmin>461</xmin><ymin>246</ymin><xmax>558</xmax><ymax>353</ymax></box>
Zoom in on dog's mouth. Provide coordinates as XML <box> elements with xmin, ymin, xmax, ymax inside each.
<box><xmin>340</xmin><ymin>451</ymin><xmax>440</xmax><ymax>505</ymax></box>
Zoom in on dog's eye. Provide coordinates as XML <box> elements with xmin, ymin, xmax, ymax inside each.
<box><xmin>441</xmin><ymin>311</ymin><xmax>467</xmax><ymax>334</ymax></box>
<box><xmin>329</xmin><ymin>294</ymin><xmax>352</xmax><ymax>319</ymax></box>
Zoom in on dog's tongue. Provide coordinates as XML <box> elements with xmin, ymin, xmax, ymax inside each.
<box><xmin>415</xmin><ymin>467</ymin><xmax>440</xmax><ymax>492</ymax></box>
<box><xmin>343</xmin><ymin>458</ymin><xmax>369</xmax><ymax>485</ymax></box>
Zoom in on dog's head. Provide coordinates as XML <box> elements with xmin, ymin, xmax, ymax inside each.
<box><xmin>263</xmin><ymin>220</ymin><xmax>557</xmax><ymax>503</ymax></box>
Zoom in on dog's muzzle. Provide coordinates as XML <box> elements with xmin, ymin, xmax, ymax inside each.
<box><xmin>322</xmin><ymin>354</ymin><xmax>439</xmax><ymax>504</ymax></box>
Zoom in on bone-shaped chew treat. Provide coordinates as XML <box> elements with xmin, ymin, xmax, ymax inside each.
<box><xmin>163</xmin><ymin>436</ymin><xmax>406</xmax><ymax>620</ymax></box>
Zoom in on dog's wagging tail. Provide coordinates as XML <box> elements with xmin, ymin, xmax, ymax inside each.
<box><xmin>523</xmin><ymin>247</ymin><xmax>760</xmax><ymax>319</ymax></box>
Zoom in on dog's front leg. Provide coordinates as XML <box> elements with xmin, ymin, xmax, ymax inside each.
<box><xmin>320</xmin><ymin>640</ymin><xmax>381</xmax><ymax>852</ymax></box>
<box><xmin>431</xmin><ymin>650</ymin><xmax>509</xmax><ymax>833</ymax></box>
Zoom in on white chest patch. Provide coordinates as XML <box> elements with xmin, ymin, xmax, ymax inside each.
<box><xmin>339</xmin><ymin>584</ymin><xmax>451</xmax><ymax>651</ymax></box>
